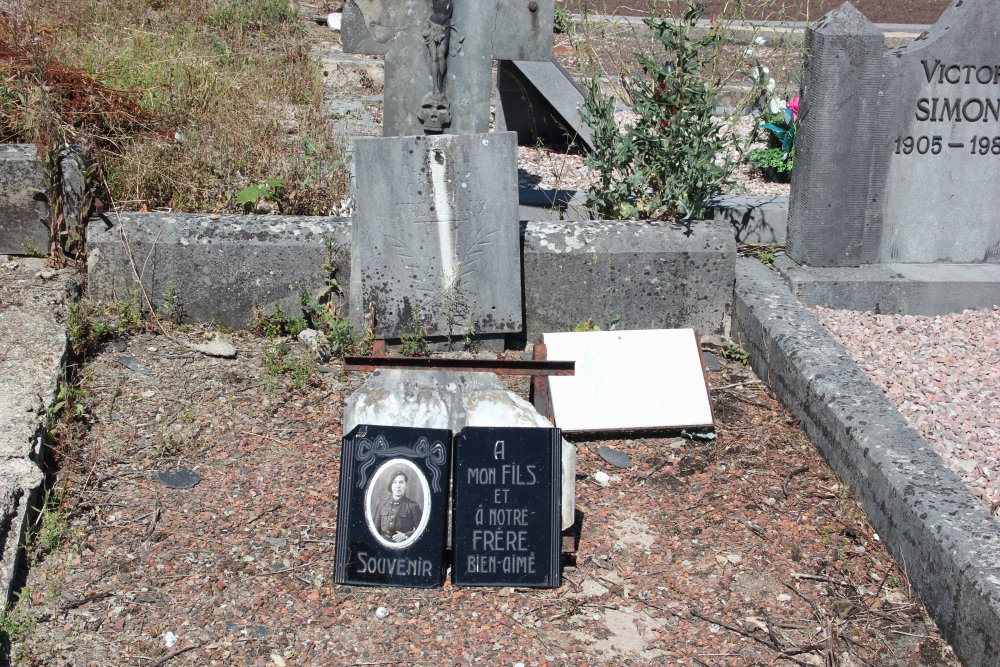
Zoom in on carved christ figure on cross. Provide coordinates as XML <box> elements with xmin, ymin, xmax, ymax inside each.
<box><xmin>419</xmin><ymin>0</ymin><xmax>456</xmax><ymax>133</ymax></box>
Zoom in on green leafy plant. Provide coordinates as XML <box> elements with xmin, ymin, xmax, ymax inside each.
<box><xmin>49</xmin><ymin>383</ymin><xmax>86</xmax><ymax>422</ymax></box>
<box><xmin>66</xmin><ymin>292</ymin><xmax>145</xmax><ymax>357</ymax></box>
<box><xmin>553</xmin><ymin>6</ymin><xmax>574</xmax><ymax>34</ymax></box>
<box><xmin>22</xmin><ymin>238</ymin><xmax>45</xmax><ymax>258</ymax></box>
<box><xmin>753</xmin><ymin>243</ymin><xmax>780</xmax><ymax>265</ymax></box>
<box><xmin>249</xmin><ymin>301</ymin><xmax>307</xmax><ymax>339</ymax></box>
<box><xmin>262</xmin><ymin>341</ymin><xmax>312</xmax><ymax>389</ymax></box>
<box><xmin>160</xmin><ymin>279</ymin><xmax>182</xmax><ymax>324</ymax></box>
<box><xmin>31</xmin><ymin>488</ymin><xmax>70</xmax><ymax>556</ymax></box>
<box><xmin>723</xmin><ymin>342</ymin><xmax>749</xmax><ymax>365</ymax></box>
<box><xmin>399</xmin><ymin>326</ymin><xmax>429</xmax><ymax>357</ymax></box>
<box><xmin>571</xmin><ymin>318</ymin><xmax>602</xmax><ymax>332</ymax></box>
<box><xmin>0</xmin><ymin>587</ymin><xmax>36</xmax><ymax>643</ymax></box>
<box><xmin>236</xmin><ymin>178</ymin><xmax>285</xmax><ymax>212</ymax></box>
<box><xmin>299</xmin><ymin>287</ymin><xmax>359</xmax><ymax>357</ymax></box>
<box><xmin>580</xmin><ymin>2</ymin><xmax>744</xmax><ymax>221</ymax></box>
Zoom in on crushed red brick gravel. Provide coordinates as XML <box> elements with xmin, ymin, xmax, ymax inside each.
<box><xmin>11</xmin><ymin>326</ymin><xmax>959</xmax><ymax>666</ymax></box>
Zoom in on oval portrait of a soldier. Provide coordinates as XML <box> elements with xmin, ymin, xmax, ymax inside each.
<box><xmin>364</xmin><ymin>459</ymin><xmax>431</xmax><ymax>549</ymax></box>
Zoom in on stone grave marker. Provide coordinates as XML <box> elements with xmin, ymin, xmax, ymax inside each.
<box><xmin>334</xmin><ymin>424</ymin><xmax>452</xmax><ymax>587</ymax></box>
<box><xmin>787</xmin><ymin>0</ymin><xmax>1000</xmax><ymax>266</ymax></box>
<box><xmin>452</xmin><ymin>426</ymin><xmax>561</xmax><ymax>588</ymax></box>
<box><xmin>350</xmin><ymin>132</ymin><xmax>521</xmax><ymax>338</ymax></box>
<box><xmin>342</xmin><ymin>0</ymin><xmax>554</xmax><ymax>136</ymax></box>
<box><xmin>343</xmin><ymin>0</ymin><xmax>554</xmax><ymax>340</ymax></box>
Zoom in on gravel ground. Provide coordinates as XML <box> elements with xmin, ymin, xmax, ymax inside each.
<box><xmin>8</xmin><ymin>326</ymin><xmax>959</xmax><ymax>666</ymax></box>
<box><xmin>813</xmin><ymin>307</ymin><xmax>1000</xmax><ymax>518</ymax></box>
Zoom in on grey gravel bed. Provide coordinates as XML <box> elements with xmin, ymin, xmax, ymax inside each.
<box><xmin>812</xmin><ymin>306</ymin><xmax>1000</xmax><ymax>517</ymax></box>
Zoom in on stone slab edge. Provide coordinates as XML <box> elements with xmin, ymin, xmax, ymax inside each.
<box><xmin>732</xmin><ymin>257</ymin><xmax>1000</xmax><ymax>667</ymax></box>
<box><xmin>87</xmin><ymin>214</ymin><xmax>736</xmax><ymax>342</ymax></box>
<box><xmin>774</xmin><ymin>253</ymin><xmax>1000</xmax><ymax>315</ymax></box>
<box><xmin>0</xmin><ymin>257</ymin><xmax>78</xmax><ymax>607</ymax></box>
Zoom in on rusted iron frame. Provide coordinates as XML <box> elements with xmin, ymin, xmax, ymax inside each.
<box><xmin>342</xmin><ymin>355</ymin><xmax>575</xmax><ymax>376</ymax></box>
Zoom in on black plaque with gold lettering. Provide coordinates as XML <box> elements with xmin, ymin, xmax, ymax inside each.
<box><xmin>452</xmin><ymin>427</ymin><xmax>561</xmax><ymax>588</ymax></box>
<box><xmin>334</xmin><ymin>424</ymin><xmax>452</xmax><ymax>587</ymax></box>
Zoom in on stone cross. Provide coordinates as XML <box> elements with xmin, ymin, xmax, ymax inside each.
<box><xmin>342</xmin><ymin>0</ymin><xmax>554</xmax><ymax>136</ymax></box>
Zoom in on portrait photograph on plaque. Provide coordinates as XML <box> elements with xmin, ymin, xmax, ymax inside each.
<box><xmin>334</xmin><ymin>424</ymin><xmax>452</xmax><ymax>587</ymax></box>
<box><xmin>452</xmin><ymin>426</ymin><xmax>562</xmax><ymax>588</ymax></box>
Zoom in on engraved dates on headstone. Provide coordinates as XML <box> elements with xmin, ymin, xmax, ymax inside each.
<box><xmin>452</xmin><ymin>427</ymin><xmax>561</xmax><ymax>588</ymax></box>
<box><xmin>334</xmin><ymin>424</ymin><xmax>452</xmax><ymax>587</ymax></box>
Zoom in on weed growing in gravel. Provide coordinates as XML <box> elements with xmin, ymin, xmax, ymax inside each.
<box><xmin>250</xmin><ymin>301</ymin><xmax>308</xmax><ymax>340</ymax></box>
<box><xmin>723</xmin><ymin>342</ymin><xmax>750</xmax><ymax>365</ymax></box>
<box><xmin>29</xmin><ymin>488</ymin><xmax>70</xmax><ymax>557</ymax></box>
<box><xmin>159</xmin><ymin>280</ymin><xmax>182</xmax><ymax>325</ymax></box>
<box><xmin>262</xmin><ymin>342</ymin><xmax>313</xmax><ymax>389</ymax></box>
<box><xmin>0</xmin><ymin>588</ymin><xmax>36</xmax><ymax>643</ymax></box>
<box><xmin>66</xmin><ymin>292</ymin><xmax>145</xmax><ymax>357</ymax></box>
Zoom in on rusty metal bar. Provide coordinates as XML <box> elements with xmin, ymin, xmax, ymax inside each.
<box><xmin>342</xmin><ymin>355</ymin><xmax>574</xmax><ymax>376</ymax></box>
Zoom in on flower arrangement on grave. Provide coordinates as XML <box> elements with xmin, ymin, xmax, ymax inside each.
<box><xmin>746</xmin><ymin>62</ymin><xmax>798</xmax><ymax>182</ymax></box>
<box><xmin>580</xmin><ymin>1</ymin><xmax>744</xmax><ymax>222</ymax></box>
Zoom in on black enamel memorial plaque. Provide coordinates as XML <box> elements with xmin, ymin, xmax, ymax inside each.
<box><xmin>334</xmin><ymin>424</ymin><xmax>451</xmax><ymax>587</ymax></box>
<box><xmin>452</xmin><ymin>427</ymin><xmax>561</xmax><ymax>588</ymax></box>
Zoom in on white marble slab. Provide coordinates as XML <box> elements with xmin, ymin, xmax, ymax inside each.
<box><xmin>542</xmin><ymin>329</ymin><xmax>713</xmax><ymax>433</ymax></box>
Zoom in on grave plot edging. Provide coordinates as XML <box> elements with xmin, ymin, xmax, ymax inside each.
<box><xmin>732</xmin><ymin>256</ymin><xmax>1000</xmax><ymax>667</ymax></box>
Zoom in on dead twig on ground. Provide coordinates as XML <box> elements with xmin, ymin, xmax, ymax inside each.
<box><xmin>688</xmin><ymin>610</ymin><xmax>817</xmax><ymax>666</ymax></box>
<box><xmin>781</xmin><ymin>466</ymin><xmax>809</xmax><ymax>498</ymax></box>
<box><xmin>147</xmin><ymin>641</ymin><xmax>206</xmax><ymax>666</ymax></box>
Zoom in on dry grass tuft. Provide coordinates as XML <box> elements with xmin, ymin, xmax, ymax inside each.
<box><xmin>0</xmin><ymin>0</ymin><xmax>347</xmax><ymax>215</ymax></box>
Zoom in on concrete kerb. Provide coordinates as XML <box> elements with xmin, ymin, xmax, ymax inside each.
<box><xmin>0</xmin><ymin>257</ymin><xmax>80</xmax><ymax>607</ymax></box>
<box><xmin>731</xmin><ymin>257</ymin><xmax>1000</xmax><ymax>667</ymax></box>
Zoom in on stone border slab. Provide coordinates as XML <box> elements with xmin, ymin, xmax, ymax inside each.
<box><xmin>523</xmin><ymin>219</ymin><xmax>735</xmax><ymax>342</ymax></box>
<box><xmin>774</xmin><ymin>253</ymin><xmax>1000</xmax><ymax>315</ymax></box>
<box><xmin>87</xmin><ymin>215</ymin><xmax>735</xmax><ymax>342</ymax></box>
<box><xmin>732</xmin><ymin>257</ymin><xmax>1000</xmax><ymax>667</ymax></box>
<box><xmin>0</xmin><ymin>257</ymin><xmax>78</xmax><ymax>607</ymax></box>
<box><xmin>86</xmin><ymin>215</ymin><xmax>351</xmax><ymax>329</ymax></box>
<box><xmin>708</xmin><ymin>194</ymin><xmax>788</xmax><ymax>244</ymax></box>
<box><xmin>0</xmin><ymin>145</ymin><xmax>48</xmax><ymax>256</ymax></box>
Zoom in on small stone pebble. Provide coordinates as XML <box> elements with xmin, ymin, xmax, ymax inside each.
<box><xmin>375</xmin><ymin>606</ymin><xmax>389</xmax><ymax>620</ymax></box>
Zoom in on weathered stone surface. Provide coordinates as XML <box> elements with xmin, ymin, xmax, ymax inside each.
<box><xmin>0</xmin><ymin>459</ymin><xmax>44</xmax><ymax>605</ymax></box>
<box><xmin>0</xmin><ymin>145</ymin><xmax>48</xmax><ymax>256</ymax></box>
<box><xmin>342</xmin><ymin>369</ymin><xmax>576</xmax><ymax>530</ymax></box>
<box><xmin>708</xmin><ymin>194</ymin><xmax>788</xmax><ymax>244</ymax></box>
<box><xmin>774</xmin><ymin>253</ymin><xmax>1000</xmax><ymax>314</ymax></box>
<box><xmin>788</xmin><ymin>0</ymin><xmax>1000</xmax><ymax>266</ymax></box>
<box><xmin>733</xmin><ymin>257</ymin><xmax>1000</xmax><ymax>667</ymax></box>
<box><xmin>876</xmin><ymin>0</ymin><xmax>1000</xmax><ymax>263</ymax></box>
<box><xmin>522</xmin><ymin>219</ymin><xmax>735</xmax><ymax>341</ymax></box>
<box><xmin>349</xmin><ymin>132</ymin><xmax>522</xmax><ymax>339</ymax></box>
<box><xmin>0</xmin><ymin>258</ymin><xmax>78</xmax><ymax>460</ymax></box>
<box><xmin>0</xmin><ymin>256</ymin><xmax>76</xmax><ymax>607</ymax></box>
<box><xmin>342</xmin><ymin>0</ymin><xmax>553</xmax><ymax>136</ymax></box>
<box><xmin>496</xmin><ymin>59</ymin><xmax>594</xmax><ymax>151</ymax></box>
<box><xmin>86</xmin><ymin>214</ymin><xmax>350</xmax><ymax>328</ymax></box>
<box><xmin>785</xmin><ymin>3</ymin><xmax>884</xmax><ymax>266</ymax></box>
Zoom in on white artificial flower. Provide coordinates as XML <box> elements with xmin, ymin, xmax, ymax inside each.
<box><xmin>768</xmin><ymin>97</ymin><xmax>782</xmax><ymax>114</ymax></box>
<box><xmin>766</xmin><ymin>77</ymin><xmax>776</xmax><ymax>93</ymax></box>
<box><xmin>744</xmin><ymin>47</ymin><xmax>754</xmax><ymax>57</ymax></box>
<box><xmin>755</xmin><ymin>36</ymin><xmax>767</xmax><ymax>46</ymax></box>
<box><xmin>761</xmin><ymin>66</ymin><xmax>770</xmax><ymax>76</ymax></box>
<box><xmin>751</xmin><ymin>66</ymin><xmax>760</xmax><ymax>80</ymax></box>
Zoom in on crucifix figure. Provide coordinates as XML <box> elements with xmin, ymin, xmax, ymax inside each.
<box><xmin>418</xmin><ymin>0</ymin><xmax>457</xmax><ymax>132</ymax></box>
<box><xmin>342</xmin><ymin>0</ymin><xmax>554</xmax><ymax>136</ymax></box>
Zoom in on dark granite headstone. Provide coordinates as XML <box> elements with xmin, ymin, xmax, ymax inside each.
<box><xmin>334</xmin><ymin>424</ymin><xmax>452</xmax><ymax>587</ymax></box>
<box><xmin>452</xmin><ymin>426</ymin><xmax>561</xmax><ymax>588</ymax></box>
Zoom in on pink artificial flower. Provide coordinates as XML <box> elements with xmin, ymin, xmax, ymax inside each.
<box><xmin>787</xmin><ymin>97</ymin><xmax>800</xmax><ymax>121</ymax></box>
